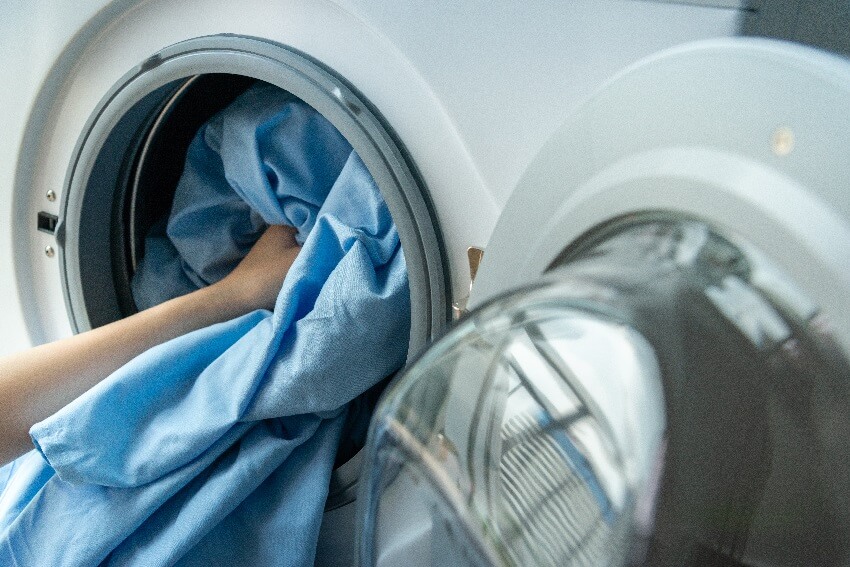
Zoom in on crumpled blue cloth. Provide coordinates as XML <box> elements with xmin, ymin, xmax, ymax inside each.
<box><xmin>132</xmin><ymin>82</ymin><xmax>354</xmax><ymax>309</ymax></box>
<box><xmin>0</xmin><ymin>83</ymin><xmax>410</xmax><ymax>566</ymax></box>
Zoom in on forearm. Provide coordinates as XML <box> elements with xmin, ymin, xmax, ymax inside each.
<box><xmin>0</xmin><ymin>284</ymin><xmax>249</xmax><ymax>465</ymax></box>
<box><xmin>0</xmin><ymin>224</ymin><xmax>299</xmax><ymax>466</ymax></box>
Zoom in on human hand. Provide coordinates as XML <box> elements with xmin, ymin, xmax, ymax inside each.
<box><xmin>0</xmin><ymin>226</ymin><xmax>302</xmax><ymax>465</ymax></box>
<box><xmin>214</xmin><ymin>225</ymin><xmax>301</xmax><ymax>312</ymax></box>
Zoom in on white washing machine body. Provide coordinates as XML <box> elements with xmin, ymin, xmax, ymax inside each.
<box><xmin>0</xmin><ymin>0</ymin><xmax>748</xmax><ymax>352</ymax></box>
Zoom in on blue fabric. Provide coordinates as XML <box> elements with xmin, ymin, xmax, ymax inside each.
<box><xmin>0</xmin><ymin>83</ymin><xmax>410</xmax><ymax>565</ymax></box>
<box><xmin>132</xmin><ymin>83</ymin><xmax>354</xmax><ymax>309</ymax></box>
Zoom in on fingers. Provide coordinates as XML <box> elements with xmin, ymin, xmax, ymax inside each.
<box><xmin>262</xmin><ymin>224</ymin><xmax>299</xmax><ymax>246</ymax></box>
<box><xmin>218</xmin><ymin>224</ymin><xmax>302</xmax><ymax>312</ymax></box>
<box><xmin>246</xmin><ymin>225</ymin><xmax>297</xmax><ymax>258</ymax></box>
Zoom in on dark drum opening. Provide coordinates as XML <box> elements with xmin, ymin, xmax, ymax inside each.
<box><xmin>112</xmin><ymin>74</ymin><xmax>256</xmax><ymax>317</ymax></box>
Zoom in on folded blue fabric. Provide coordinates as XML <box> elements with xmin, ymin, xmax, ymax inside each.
<box><xmin>0</xmin><ymin>83</ymin><xmax>410</xmax><ymax>565</ymax></box>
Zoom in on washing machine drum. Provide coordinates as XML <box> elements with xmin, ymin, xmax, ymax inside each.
<box><xmin>358</xmin><ymin>40</ymin><xmax>850</xmax><ymax>567</ymax></box>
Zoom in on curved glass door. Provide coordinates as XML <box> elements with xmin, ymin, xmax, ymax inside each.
<box><xmin>360</xmin><ymin>216</ymin><xmax>850</xmax><ymax>567</ymax></box>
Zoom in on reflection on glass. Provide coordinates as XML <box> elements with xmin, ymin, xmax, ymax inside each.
<box><xmin>360</xmin><ymin>217</ymin><xmax>850</xmax><ymax>567</ymax></box>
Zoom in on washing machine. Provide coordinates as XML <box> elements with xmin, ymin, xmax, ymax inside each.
<box><xmin>360</xmin><ymin>37</ymin><xmax>850</xmax><ymax>567</ymax></box>
<box><xmin>0</xmin><ymin>0</ymin><xmax>848</xmax><ymax>565</ymax></box>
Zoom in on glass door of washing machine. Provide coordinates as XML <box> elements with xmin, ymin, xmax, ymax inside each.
<box><xmin>357</xmin><ymin>39</ymin><xmax>850</xmax><ymax>567</ymax></box>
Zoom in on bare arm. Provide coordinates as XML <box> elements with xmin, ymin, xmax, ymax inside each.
<box><xmin>0</xmin><ymin>225</ymin><xmax>300</xmax><ymax>466</ymax></box>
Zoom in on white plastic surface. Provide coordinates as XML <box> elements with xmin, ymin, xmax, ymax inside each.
<box><xmin>0</xmin><ymin>0</ymin><xmax>115</xmax><ymax>353</ymax></box>
<box><xmin>471</xmin><ymin>39</ymin><xmax>850</xmax><ymax>357</ymax></box>
<box><xmin>0</xmin><ymin>0</ymin><xmax>741</xmax><ymax>350</ymax></box>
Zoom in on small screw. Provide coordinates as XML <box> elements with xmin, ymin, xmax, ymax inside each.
<box><xmin>45</xmin><ymin>245</ymin><xmax>55</xmax><ymax>258</ymax></box>
<box><xmin>771</xmin><ymin>127</ymin><xmax>794</xmax><ymax>156</ymax></box>
<box><xmin>46</xmin><ymin>189</ymin><xmax>56</xmax><ymax>202</ymax></box>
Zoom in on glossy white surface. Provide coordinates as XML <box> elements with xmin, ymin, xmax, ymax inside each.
<box><xmin>471</xmin><ymin>39</ymin><xmax>850</xmax><ymax>357</ymax></box>
<box><xmin>0</xmin><ymin>0</ymin><xmax>741</xmax><ymax>350</ymax></box>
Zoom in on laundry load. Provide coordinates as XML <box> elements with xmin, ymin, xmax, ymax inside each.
<box><xmin>0</xmin><ymin>83</ymin><xmax>411</xmax><ymax>565</ymax></box>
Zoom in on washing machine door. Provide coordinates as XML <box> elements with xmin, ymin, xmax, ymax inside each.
<box><xmin>358</xmin><ymin>38</ymin><xmax>850</xmax><ymax>567</ymax></box>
